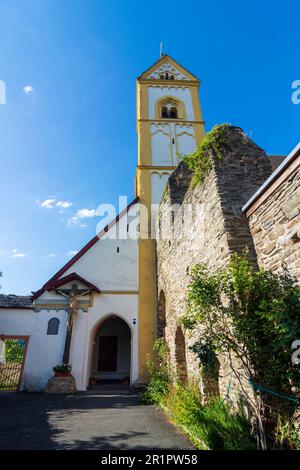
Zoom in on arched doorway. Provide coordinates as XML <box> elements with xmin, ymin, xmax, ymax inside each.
<box><xmin>175</xmin><ymin>326</ymin><xmax>187</xmax><ymax>382</ymax></box>
<box><xmin>91</xmin><ymin>315</ymin><xmax>131</xmax><ymax>383</ymax></box>
<box><xmin>157</xmin><ymin>290</ymin><xmax>166</xmax><ymax>338</ymax></box>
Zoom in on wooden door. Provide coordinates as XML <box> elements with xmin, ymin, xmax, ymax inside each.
<box><xmin>98</xmin><ymin>336</ymin><xmax>118</xmax><ymax>372</ymax></box>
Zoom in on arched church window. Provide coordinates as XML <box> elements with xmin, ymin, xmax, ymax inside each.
<box><xmin>170</xmin><ymin>107</ymin><xmax>177</xmax><ymax>119</ymax></box>
<box><xmin>161</xmin><ymin>106</ymin><xmax>168</xmax><ymax>118</ymax></box>
<box><xmin>47</xmin><ymin>317</ymin><xmax>60</xmax><ymax>335</ymax></box>
<box><xmin>160</xmin><ymin>102</ymin><xmax>179</xmax><ymax>119</ymax></box>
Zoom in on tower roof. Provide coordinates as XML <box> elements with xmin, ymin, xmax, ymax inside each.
<box><xmin>137</xmin><ymin>54</ymin><xmax>199</xmax><ymax>82</ymax></box>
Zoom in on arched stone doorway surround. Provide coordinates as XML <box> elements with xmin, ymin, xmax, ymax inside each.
<box><xmin>88</xmin><ymin>313</ymin><xmax>134</xmax><ymax>385</ymax></box>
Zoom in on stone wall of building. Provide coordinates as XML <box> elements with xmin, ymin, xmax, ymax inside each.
<box><xmin>245</xmin><ymin>149</ymin><xmax>300</xmax><ymax>286</ymax></box>
<box><xmin>156</xmin><ymin>126</ymin><xmax>272</xmax><ymax>404</ymax></box>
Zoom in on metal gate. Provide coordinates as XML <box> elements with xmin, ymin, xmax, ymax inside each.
<box><xmin>0</xmin><ymin>336</ymin><xmax>29</xmax><ymax>391</ymax></box>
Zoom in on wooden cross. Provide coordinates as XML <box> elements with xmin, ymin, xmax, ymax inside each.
<box><xmin>57</xmin><ymin>284</ymin><xmax>90</xmax><ymax>364</ymax></box>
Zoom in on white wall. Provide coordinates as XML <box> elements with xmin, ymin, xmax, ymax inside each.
<box><xmin>151</xmin><ymin>172</ymin><xmax>171</xmax><ymax>206</ymax></box>
<box><xmin>151</xmin><ymin>125</ymin><xmax>171</xmax><ymax>165</ymax></box>
<box><xmin>0</xmin><ymin>206</ymin><xmax>140</xmax><ymax>391</ymax></box>
<box><xmin>148</xmin><ymin>86</ymin><xmax>194</xmax><ymax>121</ymax></box>
<box><xmin>175</xmin><ymin>124</ymin><xmax>196</xmax><ymax>160</ymax></box>
<box><xmin>63</xmin><ymin>208</ymin><xmax>139</xmax><ymax>291</ymax></box>
<box><xmin>0</xmin><ymin>308</ymin><xmax>67</xmax><ymax>391</ymax></box>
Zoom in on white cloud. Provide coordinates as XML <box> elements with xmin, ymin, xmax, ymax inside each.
<box><xmin>40</xmin><ymin>198</ymin><xmax>56</xmax><ymax>209</ymax></box>
<box><xmin>37</xmin><ymin>198</ymin><xmax>72</xmax><ymax>210</ymax></box>
<box><xmin>56</xmin><ymin>201</ymin><xmax>72</xmax><ymax>209</ymax></box>
<box><xmin>11</xmin><ymin>248</ymin><xmax>26</xmax><ymax>258</ymax></box>
<box><xmin>67</xmin><ymin>208</ymin><xmax>99</xmax><ymax>227</ymax></box>
<box><xmin>23</xmin><ymin>85</ymin><xmax>34</xmax><ymax>94</ymax></box>
<box><xmin>42</xmin><ymin>253</ymin><xmax>57</xmax><ymax>259</ymax></box>
<box><xmin>75</xmin><ymin>208</ymin><xmax>98</xmax><ymax>218</ymax></box>
<box><xmin>67</xmin><ymin>250</ymin><xmax>78</xmax><ymax>257</ymax></box>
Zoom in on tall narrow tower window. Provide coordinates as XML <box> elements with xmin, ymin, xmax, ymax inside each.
<box><xmin>160</xmin><ymin>99</ymin><xmax>179</xmax><ymax>119</ymax></box>
<box><xmin>161</xmin><ymin>106</ymin><xmax>168</xmax><ymax>118</ymax></box>
<box><xmin>170</xmin><ymin>107</ymin><xmax>177</xmax><ymax>119</ymax></box>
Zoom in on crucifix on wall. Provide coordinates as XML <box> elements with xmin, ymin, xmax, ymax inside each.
<box><xmin>56</xmin><ymin>283</ymin><xmax>91</xmax><ymax>364</ymax></box>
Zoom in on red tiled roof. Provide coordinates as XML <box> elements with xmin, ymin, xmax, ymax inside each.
<box><xmin>47</xmin><ymin>272</ymin><xmax>100</xmax><ymax>292</ymax></box>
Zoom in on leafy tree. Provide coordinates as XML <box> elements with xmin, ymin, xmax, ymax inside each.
<box><xmin>181</xmin><ymin>252</ymin><xmax>300</xmax><ymax>448</ymax></box>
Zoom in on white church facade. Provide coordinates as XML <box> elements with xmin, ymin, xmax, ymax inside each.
<box><xmin>0</xmin><ymin>55</ymin><xmax>205</xmax><ymax>391</ymax></box>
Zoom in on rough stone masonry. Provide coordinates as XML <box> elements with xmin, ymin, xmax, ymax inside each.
<box><xmin>156</xmin><ymin>125</ymin><xmax>274</xmax><ymax>404</ymax></box>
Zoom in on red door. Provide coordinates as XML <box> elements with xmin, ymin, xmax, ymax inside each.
<box><xmin>98</xmin><ymin>336</ymin><xmax>118</xmax><ymax>372</ymax></box>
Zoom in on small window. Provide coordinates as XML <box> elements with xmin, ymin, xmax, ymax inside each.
<box><xmin>160</xmin><ymin>74</ymin><xmax>164</xmax><ymax>79</ymax></box>
<box><xmin>170</xmin><ymin>107</ymin><xmax>178</xmax><ymax>119</ymax></box>
<box><xmin>47</xmin><ymin>317</ymin><xmax>60</xmax><ymax>335</ymax></box>
<box><xmin>161</xmin><ymin>106</ymin><xmax>168</xmax><ymax>118</ymax></box>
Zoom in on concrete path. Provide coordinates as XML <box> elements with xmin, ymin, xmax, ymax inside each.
<box><xmin>0</xmin><ymin>387</ymin><xmax>192</xmax><ymax>450</ymax></box>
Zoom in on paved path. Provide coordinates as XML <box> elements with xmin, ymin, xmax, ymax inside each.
<box><xmin>0</xmin><ymin>387</ymin><xmax>192</xmax><ymax>450</ymax></box>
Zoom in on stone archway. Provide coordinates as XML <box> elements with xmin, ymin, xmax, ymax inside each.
<box><xmin>175</xmin><ymin>326</ymin><xmax>187</xmax><ymax>382</ymax></box>
<box><xmin>157</xmin><ymin>290</ymin><xmax>166</xmax><ymax>338</ymax></box>
<box><xmin>91</xmin><ymin>315</ymin><xmax>131</xmax><ymax>383</ymax></box>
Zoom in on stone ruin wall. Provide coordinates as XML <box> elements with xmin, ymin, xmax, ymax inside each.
<box><xmin>247</xmin><ymin>156</ymin><xmax>300</xmax><ymax>286</ymax></box>
<box><xmin>156</xmin><ymin>126</ymin><xmax>273</xmax><ymax>405</ymax></box>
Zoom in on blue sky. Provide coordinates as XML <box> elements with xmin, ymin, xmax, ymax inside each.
<box><xmin>0</xmin><ymin>0</ymin><xmax>299</xmax><ymax>294</ymax></box>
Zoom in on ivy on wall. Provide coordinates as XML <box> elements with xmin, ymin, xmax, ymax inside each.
<box><xmin>183</xmin><ymin>124</ymin><xmax>230</xmax><ymax>186</ymax></box>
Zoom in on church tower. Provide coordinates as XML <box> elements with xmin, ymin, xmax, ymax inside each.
<box><xmin>135</xmin><ymin>55</ymin><xmax>205</xmax><ymax>381</ymax></box>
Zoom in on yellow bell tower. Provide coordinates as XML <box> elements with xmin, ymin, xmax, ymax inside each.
<box><xmin>135</xmin><ymin>54</ymin><xmax>205</xmax><ymax>381</ymax></box>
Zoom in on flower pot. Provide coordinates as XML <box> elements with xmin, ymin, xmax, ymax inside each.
<box><xmin>89</xmin><ymin>378</ymin><xmax>97</xmax><ymax>387</ymax></box>
<box><xmin>54</xmin><ymin>371</ymin><xmax>71</xmax><ymax>378</ymax></box>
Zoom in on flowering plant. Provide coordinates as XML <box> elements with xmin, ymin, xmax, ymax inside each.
<box><xmin>53</xmin><ymin>363</ymin><xmax>72</xmax><ymax>373</ymax></box>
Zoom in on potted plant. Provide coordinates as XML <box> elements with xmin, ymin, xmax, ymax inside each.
<box><xmin>53</xmin><ymin>363</ymin><xmax>72</xmax><ymax>377</ymax></box>
<box><xmin>122</xmin><ymin>375</ymin><xmax>130</xmax><ymax>385</ymax></box>
<box><xmin>89</xmin><ymin>375</ymin><xmax>98</xmax><ymax>387</ymax></box>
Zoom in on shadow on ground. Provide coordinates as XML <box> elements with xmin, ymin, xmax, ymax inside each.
<box><xmin>0</xmin><ymin>389</ymin><xmax>192</xmax><ymax>450</ymax></box>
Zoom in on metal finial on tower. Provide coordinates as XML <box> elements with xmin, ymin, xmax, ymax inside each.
<box><xmin>160</xmin><ymin>42</ymin><xmax>164</xmax><ymax>57</ymax></box>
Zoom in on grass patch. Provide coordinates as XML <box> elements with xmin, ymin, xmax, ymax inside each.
<box><xmin>141</xmin><ymin>339</ymin><xmax>255</xmax><ymax>450</ymax></box>
<box><xmin>164</xmin><ymin>384</ymin><xmax>255</xmax><ymax>450</ymax></box>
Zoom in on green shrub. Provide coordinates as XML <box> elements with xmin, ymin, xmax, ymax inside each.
<box><xmin>141</xmin><ymin>339</ymin><xmax>170</xmax><ymax>405</ymax></box>
<box><xmin>165</xmin><ymin>384</ymin><xmax>256</xmax><ymax>450</ymax></box>
<box><xmin>4</xmin><ymin>339</ymin><xmax>24</xmax><ymax>364</ymax></box>
<box><xmin>275</xmin><ymin>421</ymin><xmax>300</xmax><ymax>449</ymax></box>
<box><xmin>142</xmin><ymin>340</ymin><xmax>255</xmax><ymax>449</ymax></box>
